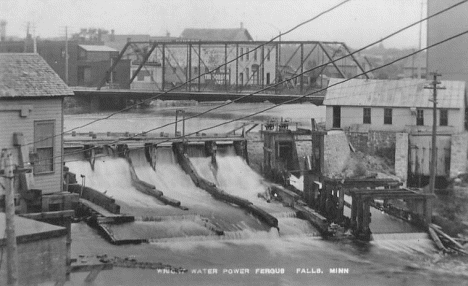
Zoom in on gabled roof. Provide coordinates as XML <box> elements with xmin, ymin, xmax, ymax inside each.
<box><xmin>180</xmin><ymin>28</ymin><xmax>253</xmax><ymax>41</ymax></box>
<box><xmin>0</xmin><ymin>53</ymin><xmax>73</xmax><ymax>98</ymax></box>
<box><xmin>324</xmin><ymin>78</ymin><xmax>466</xmax><ymax>109</ymax></box>
<box><xmin>79</xmin><ymin>45</ymin><xmax>117</xmax><ymax>52</ymax></box>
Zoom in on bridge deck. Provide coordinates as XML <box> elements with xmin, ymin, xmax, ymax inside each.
<box><xmin>73</xmin><ymin>88</ymin><xmax>325</xmax><ymax>105</ymax></box>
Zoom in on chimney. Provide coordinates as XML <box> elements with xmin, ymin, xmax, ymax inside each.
<box><xmin>0</xmin><ymin>20</ymin><xmax>6</xmax><ymax>42</ymax></box>
<box><xmin>240</xmin><ymin>22</ymin><xmax>244</xmax><ymax>29</ymax></box>
<box><xmin>166</xmin><ymin>30</ymin><xmax>170</xmax><ymax>37</ymax></box>
<box><xmin>110</xmin><ymin>29</ymin><xmax>115</xmax><ymax>42</ymax></box>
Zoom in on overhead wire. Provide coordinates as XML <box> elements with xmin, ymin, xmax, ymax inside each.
<box><xmin>25</xmin><ymin>0</ymin><xmax>468</xmax><ymax>166</ymax></box>
<box><xmin>55</xmin><ymin>27</ymin><xmax>468</xmax><ymax>166</ymax></box>
<box><xmin>23</xmin><ymin>0</ymin><xmax>352</xmax><ymax>147</ymax></box>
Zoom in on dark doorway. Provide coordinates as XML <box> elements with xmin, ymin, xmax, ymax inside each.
<box><xmin>333</xmin><ymin>106</ymin><xmax>341</xmax><ymax>128</ymax></box>
<box><xmin>277</xmin><ymin>141</ymin><xmax>294</xmax><ymax>170</ymax></box>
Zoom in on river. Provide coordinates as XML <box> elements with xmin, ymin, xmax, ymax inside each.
<box><xmin>64</xmin><ymin>102</ymin><xmax>468</xmax><ymax>286</ymax></box>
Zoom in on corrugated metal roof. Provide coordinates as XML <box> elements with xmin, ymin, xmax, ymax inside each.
<box><xmin>0</xmin><ymin>53</ymin><xmax>74</xmax><ymax>98</ymax></box>
<box><xmin>323</xmin><ymin>78</ymin><xmax>465</xmax><ymax>109</ymax></box>
<box><xmin>79</xmin><ymin>44</ymin><xmax>117</xmax><ymax>52</ymax></box>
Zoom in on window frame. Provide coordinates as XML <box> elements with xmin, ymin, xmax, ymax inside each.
<box><xmin>416</xmin><ymin>109</ymin><xmax>424</xmax><ymax>126</ymax></box>
<box><xmin>363</xmin><ymin>107</ymin><xmax>371</xmax><ymax>124</ymax></box>
<box><xmin>33</xmin><ymin>120</ymin><xmax>55</xmax><ymax>175</ymax></box>
<box><xmin>384</xmin><ymin>108</ymin><xmax>392</xmax><ymax>125</ymax></box>
<box><xmin>440</xmin><ymin>109</ymin><xmax>448</xmax><ymax>126</ymax></box>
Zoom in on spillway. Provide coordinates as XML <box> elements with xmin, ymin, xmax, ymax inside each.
<box><xmin>129</xmin><ymin>147</ymin><xmax>269</xmax><ymax>231</ymax></box>
<box><xmin>188</xmin><ymin>147</ymin><xmax>318</xmax><ymax>236</ymax></box>
<box><xmin>67</xmin><ymin>158</ymin><xmax>177</xmax><ymax>217</ymax></box>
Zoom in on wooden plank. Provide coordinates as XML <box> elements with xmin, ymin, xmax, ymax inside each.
<box><xmin>20</xmin><ymin>210</ymin><xmax>74</xmax><ymax>220</ymax></box>
<box><xmin>428</xmin><ymin>227</ymin><xmax>447</xmax><ymax>251</ymax></box>
<box><xmin>432</xmin><ymin>226</ymin><xmax>465</xmax><ymax>250</ymax></box>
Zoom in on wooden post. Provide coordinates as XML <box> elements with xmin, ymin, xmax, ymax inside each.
<box><xmin>2</xmin><ymin>149</ymin><xmax>19</xmax><ymax>286</ymax></box>
<box><xmin>356</xmin><ymin>196</ymin><xmax>363</xmax><ymax>235</ymax></box>
<box><xmin>338</xmin><ymin>186</ymin><xmax>344</xmax><ymax>223</ymax></box>
<box><xmin>350</xmin><ymin>193</ymin><xmax>357</xmax><ymax>230</ymax></box>
<box><xmin>362</xmin><ymin>198</ymin><xmax>371</xmax><ymax>240</ymax></box>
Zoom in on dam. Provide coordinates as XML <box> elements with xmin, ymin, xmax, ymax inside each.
<box><xmin>64</xmin><ymin>127</ymin><xmax>429</xmax><ymax>245</ymax></box>
<box><xmin>64</xmin><ymin>134</ymin><xmax>319</xmax><ymax>243</ymax></box>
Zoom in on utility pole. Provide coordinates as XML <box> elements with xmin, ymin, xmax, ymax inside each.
<box><xmin>424</xmin><ymin>72</ymin><xmax>445</xmax><ymax>196</ymax></box>
<box><xmin>65</xmin><ymin>26</ymin><xmax>69</xmax><ymax>85</ymax></box>
<box><xmin>2</xmin><ymin>149</ymin><xmax>19</xmax><ymax>286</ymax></box>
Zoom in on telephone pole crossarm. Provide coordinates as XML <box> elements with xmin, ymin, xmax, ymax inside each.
<box><xmin>424</xmin><ymin>72</ymin><xmax>446</xmax><ymax>197</ymax></box>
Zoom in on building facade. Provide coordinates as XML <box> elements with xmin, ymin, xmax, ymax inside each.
<box><xmin>0</xmin><ymin>40</ymin><xmax>130</xmax><ymax>88</ymax></box>
<box><xmin>324</xmin><ymin>78</ymin><xmax>466</xmax><ymax>133</ymax></box>
<box><xmin>427</xmin><ymin>0</ymin><xmax>468</xmax><ymax>83</ymax></box>
<box><xmin>0</xmin><ymin>53</ymin><xmax>73</xmax><ymax>196</ymax></box>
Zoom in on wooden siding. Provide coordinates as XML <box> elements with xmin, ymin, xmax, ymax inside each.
<box><xmin>0</xmin><ymin>98</ymin><xmax>63</xmax><ymax>194</ymax></box>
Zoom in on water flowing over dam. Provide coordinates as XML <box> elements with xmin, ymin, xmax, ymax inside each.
<box><xmin>66</xmin><ymin>142</ymin><xmax>322</xmax><ymax>242</ymax></box>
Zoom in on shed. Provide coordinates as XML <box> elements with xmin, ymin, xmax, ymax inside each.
<box><xmin>323</xmin><ymin>78</ymin><xmax>466</xmax><ymax>133</ymax></box>
<box><xmin>0</xmin><ymin>53</ymin><xmax>73</xmax><ymax>204</ymax></box>
<box><xmin>0</xmin><ymin>213</ymin><xmax>68</xmax><ymax>285</ymax></box>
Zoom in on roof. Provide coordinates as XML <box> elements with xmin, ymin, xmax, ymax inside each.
<box><xmin>79</xmin><ymin>44</ymin><xmax>117</xmax><ymax>52</ymax></box>
<box><xmin>323</xmin><ymin>78</ymin><xmax>466</xmax><ymax>109</ymax></box>
<box><xmin>0</xmin><ymin>53</ymin><xmax>74</xmax><ymax>98</ymax></box>
<box><xmin>180</xmin><ymin>28</ymin><xmax>253</xmax><ymax>41</ymax></box>
<box><xmin>0</xmin><ymin>213</ymin><xmax>66</xmax><ymax>246</ymax></box>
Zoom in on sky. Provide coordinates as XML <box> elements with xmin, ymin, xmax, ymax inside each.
<box><xmin>0</xmin><ymin>0</ymin><xmax>427</xmax><ymax>49</ymax></box>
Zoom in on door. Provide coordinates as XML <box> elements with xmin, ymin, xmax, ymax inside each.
<box><xmin>333</xmin><ymin>106</ymin><xmax>341</xmax><ymax>128</ymax></box>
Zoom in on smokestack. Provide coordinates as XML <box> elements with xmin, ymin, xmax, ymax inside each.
<box><xmin>0</xmin><ymin>20</ymin><xmax>6</xmax><ymax>42</ymax></box>
<box><xmin>110</xmin><ymin>29</ymin><xmax>115</xmax><ymax>41</ymax></box>
<box><xmin>240</xmin><ymin>22</ymin><xmax>244</xmax><ymax>29</ymax></box>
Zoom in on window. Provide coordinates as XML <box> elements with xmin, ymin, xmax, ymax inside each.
<box><xmin>266</xmin><ymin>73</ymin><xmax>270</xmax><ymax>84</ymax></box>
<box><xmin>416</xmin><ymin>109</ymin><xmax>424</xmax><ymax>126</ymax></box>
<box><xmin>246</xmin><ymin>68</ymin><xmax>249</xmax><ymax>80</ymax></box>
<box><xmin>384</xmin><ymin>108</ymin><xmax>392</xmax><ymax>125</ymax></box>
<box><xmin>246</xmin><ymin>48</ymin><xmax>250</xmax><ymax>60</ymax></box>
<box><xmin>440</xmin><ymin>109</ymin><xmax>448</xmax><ymax>126</ymax></box>
<box><xmin>172</xmin><ymin>67</ymin><xmax>177</xmax><ymax>74</ymax></box>
<box><xmin>136</xmin><ymin>70</ymin><xmax>150</xmax><ymax>81</ymax></box>
<box><xmin>363</xmin><ymin>108</ymin><xmax>371</xmax><ymax>124</ymax></box>
<box><xmin>240</xmin><ymin>48</ymin><xmax>243</xmax><ymax>61</ymax></box>
<box><xmin>333</xmin><ymin>106</ymin><xmax>341</xmax><ymax>128</ymax></box>
<box><xmin>34</xmin><ymin>120</ymin><xmax>55</xmax><ymax>174</ymax></box>
<box><xmin>267</xmin><ymin>49</ymin><xmax>271</xmax><ymax>61</ymax></box>
<box><xmin>254</xmin><ymin>49</ymin><xmax>257</xmax><ymax>61</ymax></box>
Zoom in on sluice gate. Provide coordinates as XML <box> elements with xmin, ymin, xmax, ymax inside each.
<box><xmin>262</xmin><ymin>123</ymin><xmax>433</xmax><ymax>241</ymax></box>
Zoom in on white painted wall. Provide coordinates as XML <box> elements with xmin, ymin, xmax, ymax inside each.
<box><xmin>326</xmin><ymin>105</ymin><xmax>464</xmax><ymax>133</ymax></box>
<box><xmin>0</xmin><ymin>98</ymin><xmax>63</xmax><ymax>194</ymax></box>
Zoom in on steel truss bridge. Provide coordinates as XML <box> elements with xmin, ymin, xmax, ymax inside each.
<box><xmin>73</xmin><ymin>40</ymin><xmax>371</xmax><ymax>109</ymax></box>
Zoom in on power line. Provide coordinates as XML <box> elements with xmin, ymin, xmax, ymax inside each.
<box><xmin>31</xmin><ymin>26</ymin><xmax>468</xmax><ymax>167</ymax></box>
<box><xmin>112</xmin><ymin>0</ymin><xmax>468</xmax><ymax>138</ymax></box>
<box><xmin>23</xmin><ymin>0</ymin><xmax>352</xmax><ymax>148</ymax></box>
<box><xmin>23</xmin><ymin>0</ymin><xmax>468</xmax><ymax>165</ymax></box>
